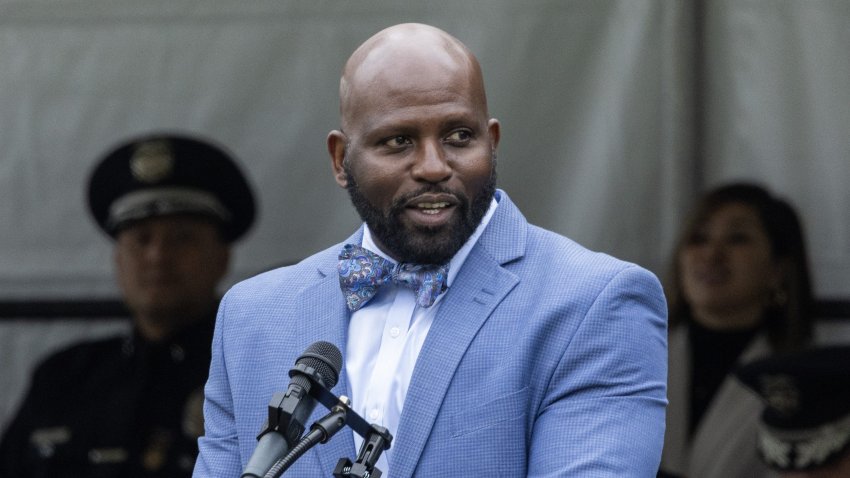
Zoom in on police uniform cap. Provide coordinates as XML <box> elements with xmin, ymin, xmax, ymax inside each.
<box><xmin>734</xmin><ymin>345</ymin><xmax>850</xmax><ymax>471</ymax></box>
<box><xmin>87</xmin><ymin>132</ymin><xmax>256</xmax><ymax>242</ymax></box>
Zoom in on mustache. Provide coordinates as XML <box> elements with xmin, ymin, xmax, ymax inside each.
<box><xmin>387</xmin><ymin>186</ymin><xmax>469</xmax><ymax>215</ymax></box>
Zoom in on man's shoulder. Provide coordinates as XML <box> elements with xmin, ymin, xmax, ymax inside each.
<box><xmin>525</xmin><ymin>224</ymin><xmax>636</xmax><ymax>273</ymax></box>
<box><xmin>224</xmin><ymin>242</ymin><xmax>344</xmax><ymax>298</ymax></box>
<box><xmin>510</xmin><ymin>223</ymin><xmax>664</xmax><ymax>308</ymax></box>
<box><xmin>487</xmin><ymin>192</ymin><xmax>654</xmax><ymax>281</ymax></box>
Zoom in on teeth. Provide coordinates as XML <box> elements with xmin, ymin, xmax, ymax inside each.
<box><xmin>417</xmin><ymin>202</ymin><xmax>449</xmax><ymax>209</ymax></box>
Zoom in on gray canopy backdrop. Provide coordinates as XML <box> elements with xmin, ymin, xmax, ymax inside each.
<box><xmin>1</xmin><ymin>0</ymin><xmax>848</xmax><ymax>432</ymax></box>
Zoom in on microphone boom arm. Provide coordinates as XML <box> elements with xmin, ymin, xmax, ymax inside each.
<box><xmin>308</xmin><ymin>372</ymin><xmax>393</xmax><ymax>478</ymax></box>
<box><xmin>308</xmin><ymin>373</ymin><xmax>391</xmax><ymax>445</ymax></box>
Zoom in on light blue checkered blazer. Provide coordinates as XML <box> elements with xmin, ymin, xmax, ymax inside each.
<box><xmin>194</xmin><ymin>190</ymin><xmax>667</xmax><ymax>477</ymax></box>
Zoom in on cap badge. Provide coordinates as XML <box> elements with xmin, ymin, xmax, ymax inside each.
<box><xmin>759</xmin><ymin>373</ymin><xmax>800</xmax><ymax>415</ymax></box>
<box><xmin>130</xmin><ymin>140</ymin><xmax>174</xmax><ymax>183</ymax></box>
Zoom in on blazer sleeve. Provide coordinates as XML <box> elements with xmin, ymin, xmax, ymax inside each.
<box><xmin>194</xmin><ymin>293</ymin><xmax>242</xmax><ymax>477</ymax></box>
<box><xmin>528</xmin><ymin>264</ymin><xmax>668</xmax><ymax>477</ymax></box>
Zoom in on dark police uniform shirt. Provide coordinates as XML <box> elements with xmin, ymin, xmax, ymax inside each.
<box><xmin>0</xmin><ymin>317</ymin><xmax>214</xmax><ymax>478</ymax></box>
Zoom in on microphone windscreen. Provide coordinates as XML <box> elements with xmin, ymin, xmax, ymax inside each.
<box><xmin>295</xmin><ymin>341</ymin><xmax>342</xmax><ymax>389</ymax></box>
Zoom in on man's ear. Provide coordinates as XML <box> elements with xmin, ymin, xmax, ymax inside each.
<box><xmin>215</xmin><ymin>245</ymin><xmax>231</xmax><ymax>282</ymax></box>
<box><xmin>328</xmin><ymin>130</ymin><xmax>349</xmax><ymax>188</ymax></box>
<box><xmin>488</xmin><ymin>118</ymin><xmax>501</xmax><ymax>151</ymax></box>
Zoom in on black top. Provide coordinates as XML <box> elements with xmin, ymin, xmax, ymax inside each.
<box><xmin>687</xmin><ymin>320</ymin><xmax>758</xmax><ymax>436</ymax></box>
<box><xmin>0</xmin><ymin>317</ymin><xmax>214</xmax><ymax>478</ymax></box>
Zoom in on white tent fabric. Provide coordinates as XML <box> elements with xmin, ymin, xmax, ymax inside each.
<box><xmin>703</xmin><ymin>0</ymin><xmax>850</xmax><ymax>298</ymax></box>
<box><xmin>1</xmin><ymin>0</ymin><xmax>849</xmax><ymax>436</ymax></box>
<box><xmin>0</xmin><ymin>0</ymin><xmax>695</xmax><ymax>298</ymax></box>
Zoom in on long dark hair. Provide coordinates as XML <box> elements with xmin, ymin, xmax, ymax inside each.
<box><xmin>667</xmin><ymin>182</ymin><xmax>814</xmax><ymax>352</ymax></box>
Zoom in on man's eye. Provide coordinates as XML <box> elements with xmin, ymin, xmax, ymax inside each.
<box><xmin>445</xmin><ymin>130</ymin><xmax>472</xmax><ymax>144</ymax></box>
<box><xmin>132</xmin><ymin>232</ymin><xmax>151</xmax><ymax>244</ymax></box>
<box><xmin>171</xmin><ymin>231</ymin><xmax>198</xmax><ymax>244</ymax></box>
<box><xmin>384</xmin><ymin>136</ymin><xmax>411</xmax><ymax>147</ymax></box>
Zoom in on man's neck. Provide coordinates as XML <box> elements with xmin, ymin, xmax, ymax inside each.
<box><xmin>133</xmin><ymin>305</ymin><xmax>214</xmax><ymax>342</ymax></box>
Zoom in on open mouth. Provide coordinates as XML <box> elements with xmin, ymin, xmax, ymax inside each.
<box><xmin>403</xmin><ymin>194</ymin><xmax>458</xmax><ymax>225</ymax></box>
<box><xmin>415</xmin><ymin>201</ymin><xmax>451</xmax><ymax>214</ymax></box>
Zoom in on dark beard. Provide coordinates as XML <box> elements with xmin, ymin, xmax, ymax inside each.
<box><xmin>344</xmin><ymin>163</ymin><xmax>496</xmax><ymax>265</ymax></box>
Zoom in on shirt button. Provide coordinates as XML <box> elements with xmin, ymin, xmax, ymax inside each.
<box><xmin>390</xmin><ymin>327</ymin><xmax>400</xmax><ymax>338</ymax></box>
<box><xmin>369</xmin><ymin>409</ymin><xmax>380</xmax><ymax>421</ymax></box>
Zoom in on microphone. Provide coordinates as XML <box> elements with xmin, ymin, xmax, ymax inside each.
<box><xmin>264</xmin><ymin>398</ymin><xmax>351</xmax><ymax>478</ymax></box>
<box><xmin>241</xmin><ymin>341</ymin><xmax>343</xmax><ymax>478</ymax></box>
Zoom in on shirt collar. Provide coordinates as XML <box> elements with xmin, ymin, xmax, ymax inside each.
<box><xmin>361</xmin><ymin>195</ymin><xmax>499</xmax><ymax>287</ymax></box>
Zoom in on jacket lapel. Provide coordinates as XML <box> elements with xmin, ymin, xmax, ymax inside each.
<box><xmin>294</xmin><ymin>241</ymin><xmax>361</xmax><ymax>475</ymax></box>
<box><xmin>389</xmin><ymin>191</ymin><xmax>525</xmax><ymax>478</ymax></box>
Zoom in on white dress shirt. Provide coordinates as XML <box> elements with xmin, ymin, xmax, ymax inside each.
<box><xmin>345</xmin><ymin>197</ymin><xmax>498</xmax><ymax>476</ymax></box>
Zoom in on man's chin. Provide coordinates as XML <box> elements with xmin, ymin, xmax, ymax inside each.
<box><xmin>395</xmin><ymin>228</ymin><xmax>464</xmax><ymax>264</ymax></box>
<box><xmin>131</xmin><ymin>294</ymin><xmax>189</xmax><ymax>316</ymax></box>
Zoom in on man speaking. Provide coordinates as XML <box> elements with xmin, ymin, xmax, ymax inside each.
<box><xmin>194</xmin><ymin>23</ymin><xmax>667</xmax><ymax>477</ymax></box>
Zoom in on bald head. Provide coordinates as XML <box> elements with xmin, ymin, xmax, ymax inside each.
<box><xmin>338</xmin><ymin>23</ymin><xmax>488</xmax><ymax>131</ymax></box>
<box><xmin>326</xmin><ymin>23</ymin><xmax>500</xmax><ymax>264</ymax></box>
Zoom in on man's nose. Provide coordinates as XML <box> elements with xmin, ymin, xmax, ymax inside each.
<box><xmin>411</xmin><ymin>139</ymin><xmax>452</xmax><ymax>183</ymax></box>
<box><xmin>142</xmin><ymin>235</ymin><xmax>173</xmax><ymax>263</ymax></box>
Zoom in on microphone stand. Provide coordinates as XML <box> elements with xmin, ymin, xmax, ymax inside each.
<box><xmin>242</xmin><ymin>344</ymin><xmax>342</xmax><ymax>478</ymax></box>
<box><xmin>253</xmin><ymin>362</ymin><xmax>394</xmax><ymax>477</ymax></box>
<box><xmin>332</xmin><ymin>424</ymin><xmax>393</xmax><ymax>478</ymax></box>
<box><xmin>302</xmin><ymin>373</ymin><xmax>394</xmax><ymax>477</ymax></box>
<box><xmin>264</xmin><ymin>399</ymin><xmax>351</xmax><ymax>478</ymax></box>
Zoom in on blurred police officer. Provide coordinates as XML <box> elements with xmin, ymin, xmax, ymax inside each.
<box><xmin>0</xmin><ymin>132</ymin><xmax>256</xmax><ymax>478</ymax></box>
<box><xmin>735</xmin><ymin>345</ymin><xmax>850</xmax><ymax>478</ymax></box>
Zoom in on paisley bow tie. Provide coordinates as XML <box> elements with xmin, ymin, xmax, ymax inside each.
<box><xmin>337</xmin><ymin>244</ymin><xmax>449</xmax><ymax>312</ymax></box>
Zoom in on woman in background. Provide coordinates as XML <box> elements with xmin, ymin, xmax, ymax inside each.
<box><xmin>659</xmin><ymin>182</ymin><xmax>815</xmax><ymax>478</ymax></box>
